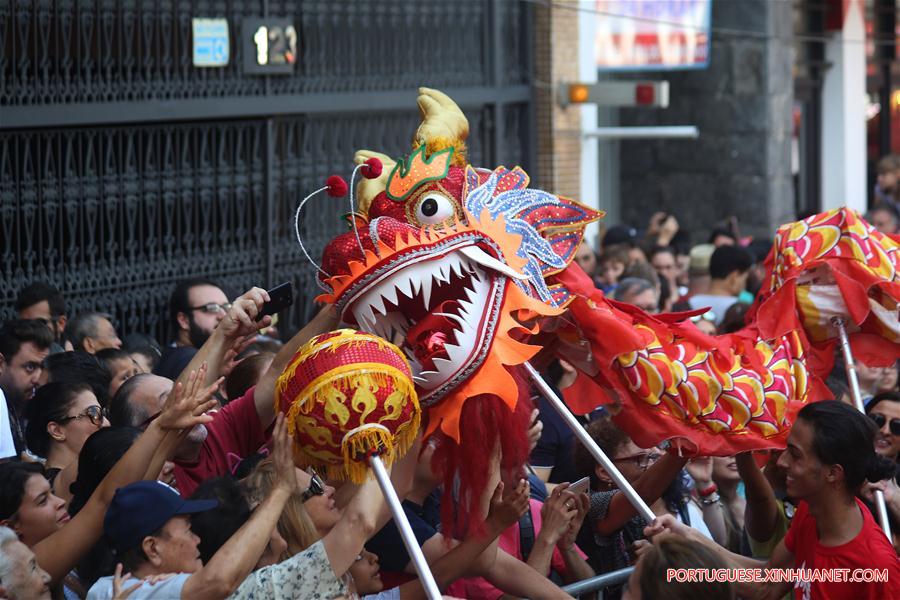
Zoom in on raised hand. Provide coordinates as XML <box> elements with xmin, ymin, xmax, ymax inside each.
<box><xmin>111</xmin><ymin>563</ymin><xmax>142</xmax><ymax>599</ymax></box>
<box><xmin>862</xmin><ymin>478</ymin><xmax>898</xmax><ymax>504</ymax></box>
<box><xmin>218</xmin><ymin>287</ymin><xmax>271</xmax><ymax>341</ymax></box>
<box><xmin>643</xmin><ymin>513</ymin><xmax>692</xmax><ymax>541</ymax></box>
<box><xmin>487</xmin><ymin>479</ymin><xmax>530</xmax><ymax>532</ymax></box>
<box><xmin>220</xmin><ymin>333</ymin><xmax>259</xmax><ymax>378</ymax></box>
<box><xmin>558</xmin><ymin>490</ymin><xmax>589</xmax><ymax>550</ymax></box>
<box><xmin>271</xmin><ymin>414</ymin><xmax>300</xmax><ymax>495</ymax></box>
<box><xmin>686</xmin><ymin>456</ymin><xmax>715</xmax><ymax>490</ymax></box>
<box><xmin>157</xmin><ymin>363</ymin><xmax>221</xmax><ymax>431</ymax></box>
<box><xmin>540</xmin><ymin>483</ymin><xmax>578</xmax><ymax>546</ymax></box>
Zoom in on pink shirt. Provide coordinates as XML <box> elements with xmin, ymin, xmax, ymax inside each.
<box><xmin>446</xmin><ymin>499</ymin><xmax>587</xmax><ymax>600</ymax></box>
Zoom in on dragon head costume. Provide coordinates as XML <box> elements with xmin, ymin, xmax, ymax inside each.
<box><xmin>303</xmin><ymin>88</ymin><xmax>900</xmax><ymax>529</ymax></box>
<box><xmin>319</xmin><ymin>89</ymin><xmax>600</xmax><ymax>441</ymax></box>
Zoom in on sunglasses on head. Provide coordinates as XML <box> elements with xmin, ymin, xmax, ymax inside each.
<box><xmin>869</xmin><ymin>413</ymin><xmax>900</xmax><ymax>436</ymax></box>
<box><xmin>58</xmin><ymin>405</ymin><xmax>107</xmax><ymax>427</ymax></box>
<box><xmin>301</xmin><ymin>467</ymin><xmax>326</xmax><ymax>502</ymax></box>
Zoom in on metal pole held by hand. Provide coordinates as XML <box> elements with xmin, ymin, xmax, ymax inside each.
<box><xmin>523</xmin><ymin>361</ymin><xmax>656</xmax><ymax>523</ymax></box>
<box><xmin>832</xmin><ymin>316</ymin><xmax>893</xmax><ymax>541</ymax></box>
<box><xmin>369</xmin><ymin>454</ymin><xmax>442</xmax><ymax>600</ymax></box>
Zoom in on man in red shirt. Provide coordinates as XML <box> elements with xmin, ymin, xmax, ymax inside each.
<box><xmin>643</xmin><ymin>401</ymin><xmax>900</xmax><ymax>600</ymax></box>
<box><xmin>109</xmin><ymin>288</ymin><xmax>338</xmax><ymax>496</ymax></box>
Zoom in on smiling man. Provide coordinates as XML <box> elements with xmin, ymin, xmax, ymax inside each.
<box><xmin>644</xmin><ymin>401</ymin><xmax>900</xmax><ymax>600</ymax></box>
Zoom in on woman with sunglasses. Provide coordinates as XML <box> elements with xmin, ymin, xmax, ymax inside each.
<box><xmin>24</xmin><ymin>381</ymin><xmax>109</xmax><ymax>494</ymax></box>
<box><xmin>866</xmin><ymin>392</ymin><xmax>900</xmax><ymax>462</ymax></box>
<box><xmin>241</xmin><ymin>460</ymin><xmax>340</xmax><ymax>559</ymax></box>
<box><xmin>862</xmin><ymin>392</ymin><xmax>900</xmax><ymax>549</ymax></box>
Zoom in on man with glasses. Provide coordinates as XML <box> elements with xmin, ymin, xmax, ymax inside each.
<box><xmin>14</xmin><ymin>282</ymin><xmax>67</xmax><ymax>354</ymax></box>
<box><xmin>155</xmin><ymin>278</ymin><xmax>231</xmax><ymax>380</ymax></box>
<box><xmin>0</xmin><ymin>320</ymin><xmax>53</xmax><ymax>458</ymax></box>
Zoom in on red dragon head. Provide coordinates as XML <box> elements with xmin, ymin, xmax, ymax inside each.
<box><xmin>315</xmin><ymin>88</ymin><xmax>602</xmax><ymax>441</ymax></box>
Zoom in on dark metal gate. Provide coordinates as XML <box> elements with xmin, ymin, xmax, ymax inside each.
<box><xmin>0</xmin><ymin>0</ymin><xmax>535</xmax><ymax>342</ymax></box>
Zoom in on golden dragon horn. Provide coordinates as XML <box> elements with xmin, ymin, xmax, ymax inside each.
<box><xmin>413</xmin><ymin>87</ymin><xmax>469</xmax><ymax>166</ymax></box>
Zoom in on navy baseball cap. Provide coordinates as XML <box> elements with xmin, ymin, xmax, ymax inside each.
<box><xmin>104</xmin><ymin>480</ymin><xmax>218</xmax><ymax>554</ymax></box>
<box><xmin>602</xmin><ymin>224</ymin><xmax>638</xmax><ymax>248</ymax></box>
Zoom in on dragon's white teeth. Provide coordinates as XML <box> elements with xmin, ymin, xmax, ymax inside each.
<box><xmin>421</xmin><ymin>272</ymin><xmax>434</xmax><ymax>309</ymax></box>
<box><xmin>373</xmin><ymin>319</ymin><xmax>391</xmax><ymax>340</ymax></box>
<box><xmin>384</xmin><ymin>312</ymin><xmax>409</xmax><ymax>340</ymax></box>
<box><xmin>457</xmin><ymin>298</ymin><xmax>476</xmax><ymax>317</ymax></box>
<box><xmin>380</xmin><ymin>284</ymin><xmax>399</xmax><ymax>311</ymax></box>
<box><xmin>368</xmin><ymin>293</ymin><xmax>387</xmax><ymax>318</ymax></box>
<box><xmin>409</xmin><ymin>275</ymin><xmax>422</xmax><ymax>298</ymax></box>
<box><xmin>355</xmin><ymin>307</ymin><xmax>377</xmax><ymax>334</ymax></box>
<box><xmin>459</xmin><ymin>246</ymin><xmax>527</xmax><ymax>280</ymax></box>
<box><xmin>436</xmin><ymin>262</ymin><xmax>451</xmax><ymax>284</ymax></box>
<box><xmin>448</xmin><ymin>253</ymin><xmax>465</xmax><ymax>278</ymax></box>
<box><xmin>432</xmin><ymin>312</ymin><xmax>467</xmax><ymax>329</ymax></box>
<box><xmin>432</xmin><ymin>357</ymin><xmax>454</xmax><ymax>371</ymax></box>
<box><xmin>395</xmin><ymin>274</ymin><xmax>414</xmax><ymax>300</ymax></box>
<box><xmin>445</xmin><ymin>340</ymin><xmax>470</xmax><ymax>365</ymax></box>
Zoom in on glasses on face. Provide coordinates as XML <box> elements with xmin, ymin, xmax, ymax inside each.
<box><xmin>191</xmin><ymin>303</ymin><xmax>232</xmax><ymax>315</ymax></box>
<box><xmin>58</xmin><ymin>405</ymin><xmax>107</xmax><ymax>427</ymax></box>
<box><xmin>869</xmin><ymin>413</ymin><xmax>900</xmax><ymax>436</ymax></box>
<box><xmin>613</xmin><ymin>451</ymin><xmax>661</xmax><ymax>470</ymax></box>
<box><xmin>301</xmin><ymin>467</ymin><xmax>326</xmax><ymax>502</ymax></box>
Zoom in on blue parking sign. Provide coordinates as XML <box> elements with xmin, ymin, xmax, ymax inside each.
<box><xmin>192</xmin><ymin>18</ymin><xmax>230</xmax><ymax>67</ymax></box>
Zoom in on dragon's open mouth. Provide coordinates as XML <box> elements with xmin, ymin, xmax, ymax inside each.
<box><xmin>346</xmin><ymin>245</ymin><xmax>511</xmax><ymax>402</ymax></box>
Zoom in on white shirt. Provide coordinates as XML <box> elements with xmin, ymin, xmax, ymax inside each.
<box><xmin>87</xmin><ymin>573</ymin><xmax>190</xmax><ymax>599</ymax></box>
<box><xmin>0</xmin><ymin>388</ymin><xmax>18</xmax><ymax>459</ymax></box>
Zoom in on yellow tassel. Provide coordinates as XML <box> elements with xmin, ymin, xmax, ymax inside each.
<box><xmin>341</xmin><ymin>425</ymin><xmax>394</xmax><ymax>484</ymax></box>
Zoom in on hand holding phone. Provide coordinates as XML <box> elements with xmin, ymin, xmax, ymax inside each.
<box><xmin>257</xmin><ymin>282</ymin><xmax>294</xmax><ymax>321</ymax></box>
<box><xmin>568</xmin><ymin>476</ymin><xmax>590</xmax><ymax>497</ymax></box>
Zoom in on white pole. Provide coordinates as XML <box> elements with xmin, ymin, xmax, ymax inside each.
<box><xmin>831</xmin><ymin>317</ymin><xmax>893</xmax><ymax>541</ymax></box>
<box><xmin>523</xmin><ymin>362</ymin><xmax>656</xmax><ymax>523</ymax></box>
<box><xmin>369</xmin><ymin>455</ymin><xmax>441</xmax><ymax>600</ymax></box>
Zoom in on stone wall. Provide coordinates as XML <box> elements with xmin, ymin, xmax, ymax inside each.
<box><xmin>616</xmin><ymin>0</ymin><xmax>794</xmax><ymax>242</ymax></box>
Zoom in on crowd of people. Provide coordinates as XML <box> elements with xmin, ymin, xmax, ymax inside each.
<box><xmin>0</xmin><ymin>207</ymin><xmax>899</xmax><ymax>600</ymax></box>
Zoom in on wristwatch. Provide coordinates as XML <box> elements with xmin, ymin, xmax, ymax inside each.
<box><xmin>700</xmin><ymin>491</ymin><xmax>721</xmax><ymax>506</ymax></box>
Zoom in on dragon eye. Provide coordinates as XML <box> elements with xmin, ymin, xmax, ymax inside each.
<box><xmin>414</xmin><ymin>192</ymin><xmax>456</xmax><ymax>225</ymax></box>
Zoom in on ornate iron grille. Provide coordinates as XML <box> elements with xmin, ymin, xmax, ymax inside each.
<box><xmin>0</xmin><ymin>0</ymin><xmax>534</xmax><ymax>343</ymax></box>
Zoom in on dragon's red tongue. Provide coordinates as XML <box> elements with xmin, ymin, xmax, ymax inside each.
<box><xmin>407</xmin><ymin>301</ymin><xmax>460</xmax><ymax>371</ymax></box>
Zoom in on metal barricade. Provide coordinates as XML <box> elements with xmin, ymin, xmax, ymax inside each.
<box><xmin>559</xmin><ymin>567</ymin><xmax>634</xmax><ymax>599</ymax></box>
